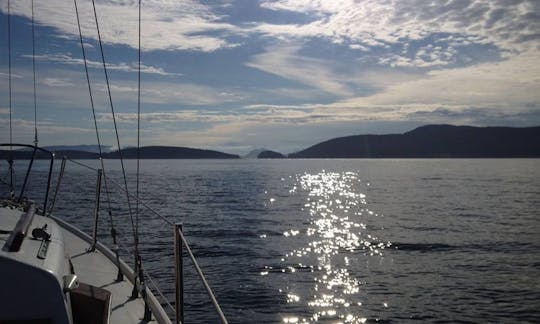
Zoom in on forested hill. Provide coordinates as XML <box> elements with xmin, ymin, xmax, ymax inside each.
<box><xmin>289</xmin><ymin>125</ymin><xmax>540</xmax><ymax>158</ymax></box>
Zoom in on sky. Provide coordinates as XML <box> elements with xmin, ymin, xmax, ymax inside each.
<box><xmin>0</xmin><ymin>0</ymin><xmax>539</xmax><ymax>154</ymax></box>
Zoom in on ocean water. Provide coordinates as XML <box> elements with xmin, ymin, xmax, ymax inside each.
<box><xmin>5</xmin><ymin>159</ymin><xmax>540</xmax><ymax>323</ymax></box>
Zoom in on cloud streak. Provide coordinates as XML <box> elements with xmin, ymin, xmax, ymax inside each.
<box><xmin>25</xmin><ymin>54</ymin><xmax>181</xmax><ymax>76</ymax></box>
<box><xmin>246</xmin><ymin>43</ymin><xmax>353</xmax><ymax>96</ymax></box>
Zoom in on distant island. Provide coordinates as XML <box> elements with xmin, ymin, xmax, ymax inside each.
<box><xmin>0</xmin><ymin>146</ymin><xmax>239</xmax><ymax>160</ymax></box>
<box><xmin>106</xmin><ymin>146</ymin><xmax>239</xmax><ymax>159</ymax></box>
<box><xmin>289</xmin><ymin>125</ymin><xmax>540</xmax><ymax>158</ymax></box>
<box><xmin>2</xmin><ymin>125</ymin><xmax>540</xmax><ymax>160</ymax></box>
<box><xmin>41</xmin><ymin>145</ymin><xmax>112</xmax><ymax>153</ymax></box>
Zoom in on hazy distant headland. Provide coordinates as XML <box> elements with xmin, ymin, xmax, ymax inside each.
<box><xmin>257</xmin><ymin>150</ymin><xmax>286</xmax><ymax>159</ymax></box>
<box><xmin>2</xmin><ymin>125</ymin><xmax>540</xmax><ymax>159</ymax></box>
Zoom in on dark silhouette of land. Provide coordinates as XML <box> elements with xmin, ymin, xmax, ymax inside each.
<box><xmin>106</xmin><ymin>146</ymin><xmax>239</xmax><ymax>159</ymax></box>
<box><xmin>0</xmin><ymin>146</ymin><xmax>239</xmax><ymax>160</ymax></box>
<box><xmin>257</xmin><ymin>150</ymin><xmax>285</xmax><ymax>159</ymax></box>
<box><xmin>42</xmin><ymin>145</ymin><xmax>111</xmax><ymax>153</ymax></box>
<box><xmin>2</xmin><ymin>125</ymin><xmax>540</xmax><ymax>160</ymax></box>
<box><xmin>289</xmin><ymin>125</ymin><xmax>540</xmax><ymax>158</ymax></box>
<box><xmin>0</xmin><ymin>149</ymin><xmax>99</xmax><ymax>160</ymax></box>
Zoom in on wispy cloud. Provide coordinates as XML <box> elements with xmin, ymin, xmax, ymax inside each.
<box><xmin>246</xmin><ymin>43</ymin><xmax>353</xmax><ymax>96</ymax></box>
<box><xmin>0</xmin><ymin>65</ymin><xmax>247</xmax><ymax>120</ymax></box>
<box><xmin>38</xmin><ymin>77</ymin><xmax>72</xmax><ymax>88</ymax></box>
<box><xmin>0</xmin><ymin>117</ymin><xmax>95</xmax><ymax>144</ymax></box>
<box><xmin>98</xmin><ymin>110</ymin><xmax>238</xmax><ymax>124</ymax></box>
<box><xmin>105</xmin><ymin>81</ymin><xmax>246</xmax><ymax>106</ymax></box>
<box><xmin>25</xmin><ymin>54</ymin><xmax>181</xmax><ymax>76</ymax></box>
<box><xmin>243</xmin><ymin>51</ymin><xmax>540</xmax><ymax>125</ymax></box>
<box><xmin>0</xmin><ymin>72</ymin><xmax>23</xmax><ymax>79</ymax></box>
<box><xmin>335</xmin><ymin>52</ymin><xmax>540</xmax><ymax>109</ymax></box>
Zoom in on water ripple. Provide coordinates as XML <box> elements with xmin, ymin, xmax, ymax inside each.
<box><xmin>265</xmin><ymin>171</ymin><xmax>390</xmax><ymax>323</ymax></box>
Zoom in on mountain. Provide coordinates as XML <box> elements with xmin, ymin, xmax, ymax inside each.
<box><xmin>106</xmin><ymin>146</ymin><xmax>239</xmax><ymax>159</ymax></box>
<box><xmin>257</xmin><ymin>150</ymin><xmax>285</xmax><ymax>159</ymax></box>
<box><xmin>289</xmin><ymin>125</ymin><xmax>540</xmax><ymax>158</ymax></box>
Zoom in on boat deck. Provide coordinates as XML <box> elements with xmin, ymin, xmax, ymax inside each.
<box><xmin>62</xmin><ymin>225</ymin><xmax>158</xmax><ymax>323</ymax></box>
<box><xmin>0</xmin><ymin>203</ymin><xmax>171</xmax><ymax>323</ymax></box>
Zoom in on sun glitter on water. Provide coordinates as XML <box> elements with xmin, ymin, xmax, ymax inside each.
<box><xmin>267</xmin><ymin>171</ymin><xmax>391</xmax><ymax>323</ymax></box>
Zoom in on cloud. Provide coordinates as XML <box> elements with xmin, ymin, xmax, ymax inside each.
<box><xmin>246</xmin><ymin>43</ymin><xmax>353</xmax><ymax>96</ymax></box>
<box><xmin>97</xmin><ymin>110</ymin><xmax>239</xmax><ymax>124</ymax></box>
<box><xmin>41</xmin><ymin>77</ymin><xmax>73</xmax><ymax>87</ymax></box>
<box><xmin>337</xmin><ymin>52</ymin><xmax>540</xmax><ymax>109</ymax></box>
<box><xmin>1</xmin><ymin>65</ymin><xmax>245</xmax><ymax>111</ymax></box>
<box><xmin>0</xmin><ymin>0</ymin><xmax>240</xmax><ymax>52</ymax></box>
<box><xmin>261</xmin><ymin>87</ymin><xmax>331</xmax><ymax>101</ymax></box>
<box><xmin>4</xmin><ymin>0</ymin><xmax>538</xmax><ymax>68</ymax></box>
<box><xmin>109</xmin><ymin>81</ymin><xmax>245</xmax><ymax>106</ymax></box>
<box><xmin>95</xmin><ymin>104</ymin><xmax>316</xmax><ymax>124</ymax></box>
<box><xmin>2</xmin><ymin>0</ymin><xmax>539</xmax><ymax>153</ymax></box>
<box><xmin>0</xmin><ymin>72</ymin><xmax>23</xmax><ymax>79</ymax></box>
<box><xmin>256</xmin><ymin>0</ymin><xmax>540</xmax><ymax>67</ymax></box>
<box><xmin>5</xmin><ymin>52</ymin><xmax>537</xmax><ymax>132</ymax></box>
<box><xmin>378</xmin><ymin>44</ymin><xmax>460</xmax><ymax>68</ymax></box>
<box><xmin>75</xmin><ymin>79</ymin><xmax>245</xmax><ymax>107</ymax></box>
<box><xmin>95</xmin><ymin>104</ymin><xmax>342</xmax><ymax>126</ymax></box>
<box><xmin>239</xmin><ymin>49</ymin><xmax>540</xmax><ymax>127</ymax></box>
<box><xmin>0</xmin><ymin>117</ymin><xmax>95</xmax><ymax>144</ymax></box>
<box><xmin>25</xmin><ymin>54</ymin><xmax>181</xmax><ymax>76</ymax></box>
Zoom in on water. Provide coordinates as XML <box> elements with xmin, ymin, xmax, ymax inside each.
<box><xmin>3</xmin><ymin>159</ymin><xmax>540</xmax><ymax>323</ymax></box>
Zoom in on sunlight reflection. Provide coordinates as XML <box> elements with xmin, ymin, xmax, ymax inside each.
<box><xmin>271</xmin><ymin>171</ymin><xmax>390</xmax><ymax>323</ymax></box>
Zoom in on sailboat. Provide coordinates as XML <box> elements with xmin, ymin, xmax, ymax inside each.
<box><xmin>0</xmin><ymin>0</ymin><xmax>227</xmax><ymax>323</ymax></box>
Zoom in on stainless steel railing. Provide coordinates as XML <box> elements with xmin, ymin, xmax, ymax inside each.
<box><xmin>68</xmin><ymin>159</ymin><xmax>228</xmax><ymax>323</ymax></box>
<box><xmin>174</xmin><ymin>223</ymin><xmax>228</xmax><ymax>324</ymax></box>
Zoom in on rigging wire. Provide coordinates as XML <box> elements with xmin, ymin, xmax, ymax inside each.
<box><xmin>7</xmin><ymin>0</ymin><xmax>12</xmax><ymax>146</ymax></box>
<box><xmin>65</xmin><ymin>157</ymin><xmax>227</xmax><ymax>319</ymax></box>
<box><xmin>65</xmin><ymin>158</ymin><xmax>174</xmax><ymax>226</ymax></box>
<box><xmin>31</xmin><ymin>0</ymin><xmax>38</xmax><ymax>146</ymax></box>
<box><xmin>3</xmin><ymin>2</ymin><xmax>224</xmax><ymax>319</ymax></box>
<box><xmin>89</xmin><ymin>0</ymin><xmax>138</xmax><ymax>276</ymax></box>
<box><xmin>136</xmin><ymin>0</ymin><xmax>142</xmax><ymax>260</ymax></box>
<box><xmin>132</xmin><ymin>0</ymin><xmax>147</xmax><ymax>303</ymax></box>
<box><xmin>72</xmin><ymin>2</ymin><xmax>224</xmax><ymax>317</ymax></box>
<box><xmin>7</xmin><ymin>0</ymin><xmax>14</xmax><ymax>197</ymax></box>
<box><xmin>115</xmin><ymin>238</ymin><xmax>176</xmax><ymax>314</ymax></box>
<box><xmin>73</xmin><ymin>0</ymin><xmax>111</xmax><ymax>214</ymax></box>
<box><xmin>73</xmin><ymin>0</ymin><xmax>119</xmax><ymax>268</ymax></box>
